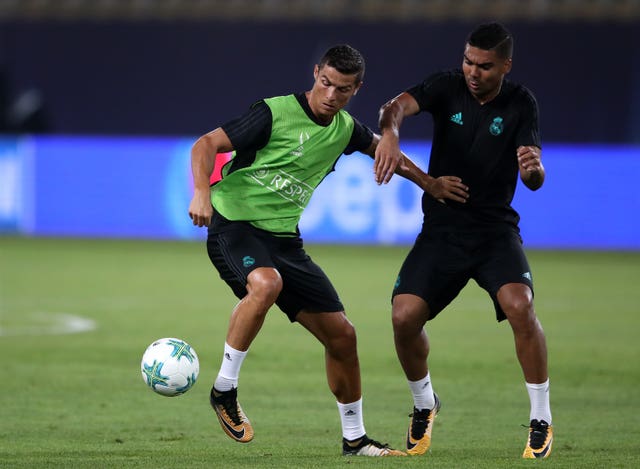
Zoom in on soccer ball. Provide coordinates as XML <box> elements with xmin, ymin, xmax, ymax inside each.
<box><xmin>141</xmin><ymin>337</ymin><xmax>199</xmax><ymax>397</ymax></box>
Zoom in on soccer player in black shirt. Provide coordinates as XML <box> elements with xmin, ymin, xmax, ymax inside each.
<box><xmin>374</xmin><ymin>23</ymin><xmax>552</xmax><ymax>458</ymax></box>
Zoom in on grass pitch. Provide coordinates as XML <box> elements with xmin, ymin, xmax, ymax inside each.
<box><xmin>1</xmin><ymin>236</ymin><xmax>639</xmax><ymax>468</ymax></box>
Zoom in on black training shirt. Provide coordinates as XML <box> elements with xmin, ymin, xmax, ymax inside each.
<box><xmin>407</xmin><ymin>69</ymin><xmax>541</xmax><ymax>233</ymax></box>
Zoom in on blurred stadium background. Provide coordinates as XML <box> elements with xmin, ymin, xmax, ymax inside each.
<box><xmin>1</xmin><ymin>5</ymin><xmax>639</xmax><ymax>467</ymax></box>
<box><xmin>0</xmin><ymin>0</ymin><xmax>638</xmax><ymax>248</ymax></box>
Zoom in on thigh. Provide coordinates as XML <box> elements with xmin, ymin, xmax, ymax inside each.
<box><xmin>206</xmin><ymin>226</ymin><xmax>276</xmax><ymax>299</ymax></box>
<box><xmin>474</xmin><ymin>231</ymin><xmax>534</xmax><ymax>321</ymax></box>
<box><xmin>393</xmin><ymin>232</ymin><xmax>472</xmax><ymax>319</ymax></box>
<box><xmin>272</xmin><ymin>240</ymin><xmax>344</xmax><ymax>322</ymax></box>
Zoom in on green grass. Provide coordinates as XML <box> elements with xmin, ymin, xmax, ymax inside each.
<box><xmin>1</xmin><ymin>236</ymin><xmax>639</xmax><ymax>468</ymax></box>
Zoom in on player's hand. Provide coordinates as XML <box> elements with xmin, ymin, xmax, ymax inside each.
<box><xmin>426</xmin><ymin>176</ymin><xmax>469</xmax><ymax>203</ymax></box>
<box><xmin>517</xmin><ymin>145</ymin><xmax>545</xmax><ymax>190</ymax></box>
<box><xmin>517</xmin><ymin>145</ymin><xmax>542</xmax><ymax>173</ymax></box>
<box><xmin>188</xmin><ymin>192</ymin><xmax>214</xmax><ymax>227</ymax></box>
<box><xmin>373</xmin><ymin>133</ymin><xmax>402</xmax><ymax>185</ymax></box>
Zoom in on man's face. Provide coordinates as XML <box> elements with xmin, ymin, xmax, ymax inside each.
<box><xmin>308</xmin><ymin>64</ymin><xmax>362</xmax><ymax>123</ymax></box>
<box><xmin>462</xmin><ymin>44</ymin><xmax>512</xmax><ymax>103</ymax></box>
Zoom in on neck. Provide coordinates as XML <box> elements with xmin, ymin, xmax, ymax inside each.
<box><xmin>475</xmin><ymin>81</ymin><xmax>503</xmax><ymax>105</ymax></box>
<box><xmin>305</xmin><ymin>90</ymin><xmax>333</xmax><ymax>125</ymax></box>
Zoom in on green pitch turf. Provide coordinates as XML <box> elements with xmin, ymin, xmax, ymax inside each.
<box><xmin>1</xmin><ymin>236</ymin><xmax>638</xmax><ymax>468</ymax></box>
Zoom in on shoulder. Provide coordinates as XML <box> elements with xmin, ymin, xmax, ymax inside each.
<box><xmin>421</xmin><ymin>69</ymin><xmax>464</xmax><ymax>88</ymax></box>
<box><xmin>221</xmin><ymin>98</ymin><xmax>271</xmax><ymax>128</ymax></box>
<box><xmin>408</xmin><ymin>69</ymin><xmax>464</xmax><ymax>99</ymax></box>
<box><xmin>348</xmin><ymin>114</ymin><xmax>372</xmax><ymax>138</ymax></box>
<box><xmin>407</xmin><ymin>69</ymin><xmax>463</xmax><ymax>110</ymax></box>
<box><xmin>502</xmin><ymin>80</ymin><xmax>538</xmax><ymax>109</ymax></box>
<box><xmin>263</xmin><ymin>94</ymin><xmax>296</xmax><ymax>109</ymax></box>
<box><xmin>336</xmin><ymin>108</ymin><xmax>355</xmax><ymax>125</ymax></box>
<box><xmin>250</xmin><ymin>99</ymin><xmax>271</xmax><ymax>113</ymax></box>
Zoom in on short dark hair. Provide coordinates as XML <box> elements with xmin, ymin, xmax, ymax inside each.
<box><xmin>467</xmin><ymin>22</ymin><xmax>513</xmax><ymax>59</ymax></box>
<box><xmin>318</xmin><ymin>44</ymin><xmax>365</xmax><ymax>83</ymax></box>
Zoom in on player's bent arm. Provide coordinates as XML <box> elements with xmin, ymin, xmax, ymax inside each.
<box><xmin>191</xmin><ymin>128</ymin><xmax>233</xmax><ymax>191</ymax></box>
<box><xmin>378</xmin><ymin>92</ymin><xmax>420</xmax><ymax>138</ymax></box>
<box><xmin>517</xmin><ymin>145</ymin><xmax>545</xmax><ymax>191</ymax></box>
<box><xmin>374</xmin><ymin>92</ymin><xmax>421</xmax><ymax>184</ymax></box>
<box><xmin>189</xmin><ymin>128</ymin><xmax>234</xmax><ymax>227</ymax></box>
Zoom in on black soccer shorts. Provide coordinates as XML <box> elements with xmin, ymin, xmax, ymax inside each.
<box><xmin>206</xmin><ymin>217</ymin><xmax>344</xmax><ymax>322</ymax></box>
<box><xmin>392</xmin><ymin>229</ymin><xmax>534</xmax><ymax>321</ymax></box>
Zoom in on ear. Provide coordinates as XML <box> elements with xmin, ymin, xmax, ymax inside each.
<box><xmin>313</xmin><ymin>64</ymin><xmax>319</xmax><ymax>80</ymax></box>
<box><xmin>353</xmin><ymin>81</ymin><xmax>363</xmax><ymax>96</ymax></box>
<box><xmin>504</xmin><ymin>58</ymin><xmax>513</xmax><ymax>74</ymax></box>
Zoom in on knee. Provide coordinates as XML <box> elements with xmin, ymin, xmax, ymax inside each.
<box><xmin>503</xmin><ymin>293</ymin><xmax>538</xmax><ymax>333</ymax></box>
<box><xmin>499</xmin><ymin>284</ymin><xmax>533</xmax><ymax>316</ymax></box>
<box><xmin>505</xmin><ymin>294</ymin><xmax>534</xmax><ymax>317</ymax></box>
<box><xmin>246</xmin><ymin>268</ymin><xmax>282</xmax><ymax>307</ymax></box>
<box><xmin>336</xmin><ymin>320</ymin><xmax>357</xmax><ymax>349</ymax></box>
<box><xmin>392</xmin><ymin>296</ymin><xmax>428</xmax><ymax>334</ymax></box>
<box><xmin>391</xmin><ymin>308</ymin><xmax>413</xmax><ymax>334</ymax></box>
<box><xmin>327</xmin><ymin>320</ymin><xmax>358</xmax><ymax>357</ymax></box>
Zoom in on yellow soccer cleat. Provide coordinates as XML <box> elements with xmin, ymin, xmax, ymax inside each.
<box><xmin>522</xmin><ymin>419</ymin><xmax>553</xmax><ymax>458</ymax></box>
<box><xmin>210</xmin><ymin>387</ymin><xmax>254</xmax><ymax>443</ymax></box>
<box><xmin>406</xmin><ymin>393</ymin><xmax>441</xmax><ymax>455</ymax></box>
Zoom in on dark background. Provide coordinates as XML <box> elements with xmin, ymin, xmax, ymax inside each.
<box><xmin>1</xmin><ymin>18</ymin><xmax>638</xmax><ymax>142</ymax></box>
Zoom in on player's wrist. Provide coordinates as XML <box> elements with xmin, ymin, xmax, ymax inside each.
<box><xmin>380</xmin><ymin>127</ymin><xmax>399</xmax><ymax>140</ymax></box>
<box><xmin>422</xmin><ymin>174</ymin><xmax>436</xmax><ymax>194</ymax></box>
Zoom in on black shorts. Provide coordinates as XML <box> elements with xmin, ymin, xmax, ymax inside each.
<box><xmin>206</xmin><ymin>215</ymin><xmax>344</xmax><ymax>322</ymax></box>
<box><xmin>392</xmin><ymin>229</ymin><xmax>533</xmax><ymax>322</ymax></box>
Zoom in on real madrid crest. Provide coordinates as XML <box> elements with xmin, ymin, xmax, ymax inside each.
<box><xmin>489</xmin><ymin>117</ymin><xmax>504</xmax><ymax>136</ymax></box>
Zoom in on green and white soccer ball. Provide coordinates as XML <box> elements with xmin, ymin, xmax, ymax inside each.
<box><xmin>141</xmin><ymin>337</ymin><xmax>199</xmax><ymax>396</ymax></box>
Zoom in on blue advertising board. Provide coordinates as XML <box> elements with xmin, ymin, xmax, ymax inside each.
<box><xmin>1</xmin><ymin>136</ymin><xmax>638</xmax><ymax>249</ymax></box>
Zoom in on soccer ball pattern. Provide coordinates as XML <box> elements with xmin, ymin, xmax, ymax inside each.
<box><xmin>141</xmin><ymin>337</ymin><xmax>199</xmax><ymax>397</ymax></box>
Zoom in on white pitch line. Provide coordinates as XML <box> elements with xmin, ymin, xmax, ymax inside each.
<box><xmin>0</xmin><ymin>312</ymin><xmax>97</xmax><ymax>337</ymax></box>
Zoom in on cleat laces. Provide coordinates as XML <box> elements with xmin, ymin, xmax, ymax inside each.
<box><xmin>213</xmin><ymin>389</ymin><xmax>242</xmax><ymax>425</ymax></box>
<box><xmin>362</xmin><ymin>438</ymin><xmax>392</xmax><ymax>456</ymax></box>
<box><xmin>343</xmin><ymin>435</ymin><xmax>405</xmax><ymax>456</ymax></box>
<box><xmin>527</xmin><ymin>419</ymin><xmax>550</xmax><ymax>449</ymax></box>
<box><xmin>409</xmin><ymin>408</ymin><xmax>431</xmax><ymax>439</ymax></box>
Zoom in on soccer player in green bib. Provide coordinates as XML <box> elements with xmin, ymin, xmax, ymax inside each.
<box><xmin>188</xmin><ymin>45</ymin><xmax>430</xmax><ymax>456</ymax></box>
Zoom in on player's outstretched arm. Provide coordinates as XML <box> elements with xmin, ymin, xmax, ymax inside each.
<box><xmin>364</xmin><ymin>135</ymin><xmax>469</xmax><ymax>203</ymax></box>
<box><xmin>397</xmin><ymin>152</ymin><xmax>469</xmax><ymax>203</ymax></box>
<box><xmin>189</xmin><ymin>128</ymin><xmax>233</xmax><ymax>227</ymax></box>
